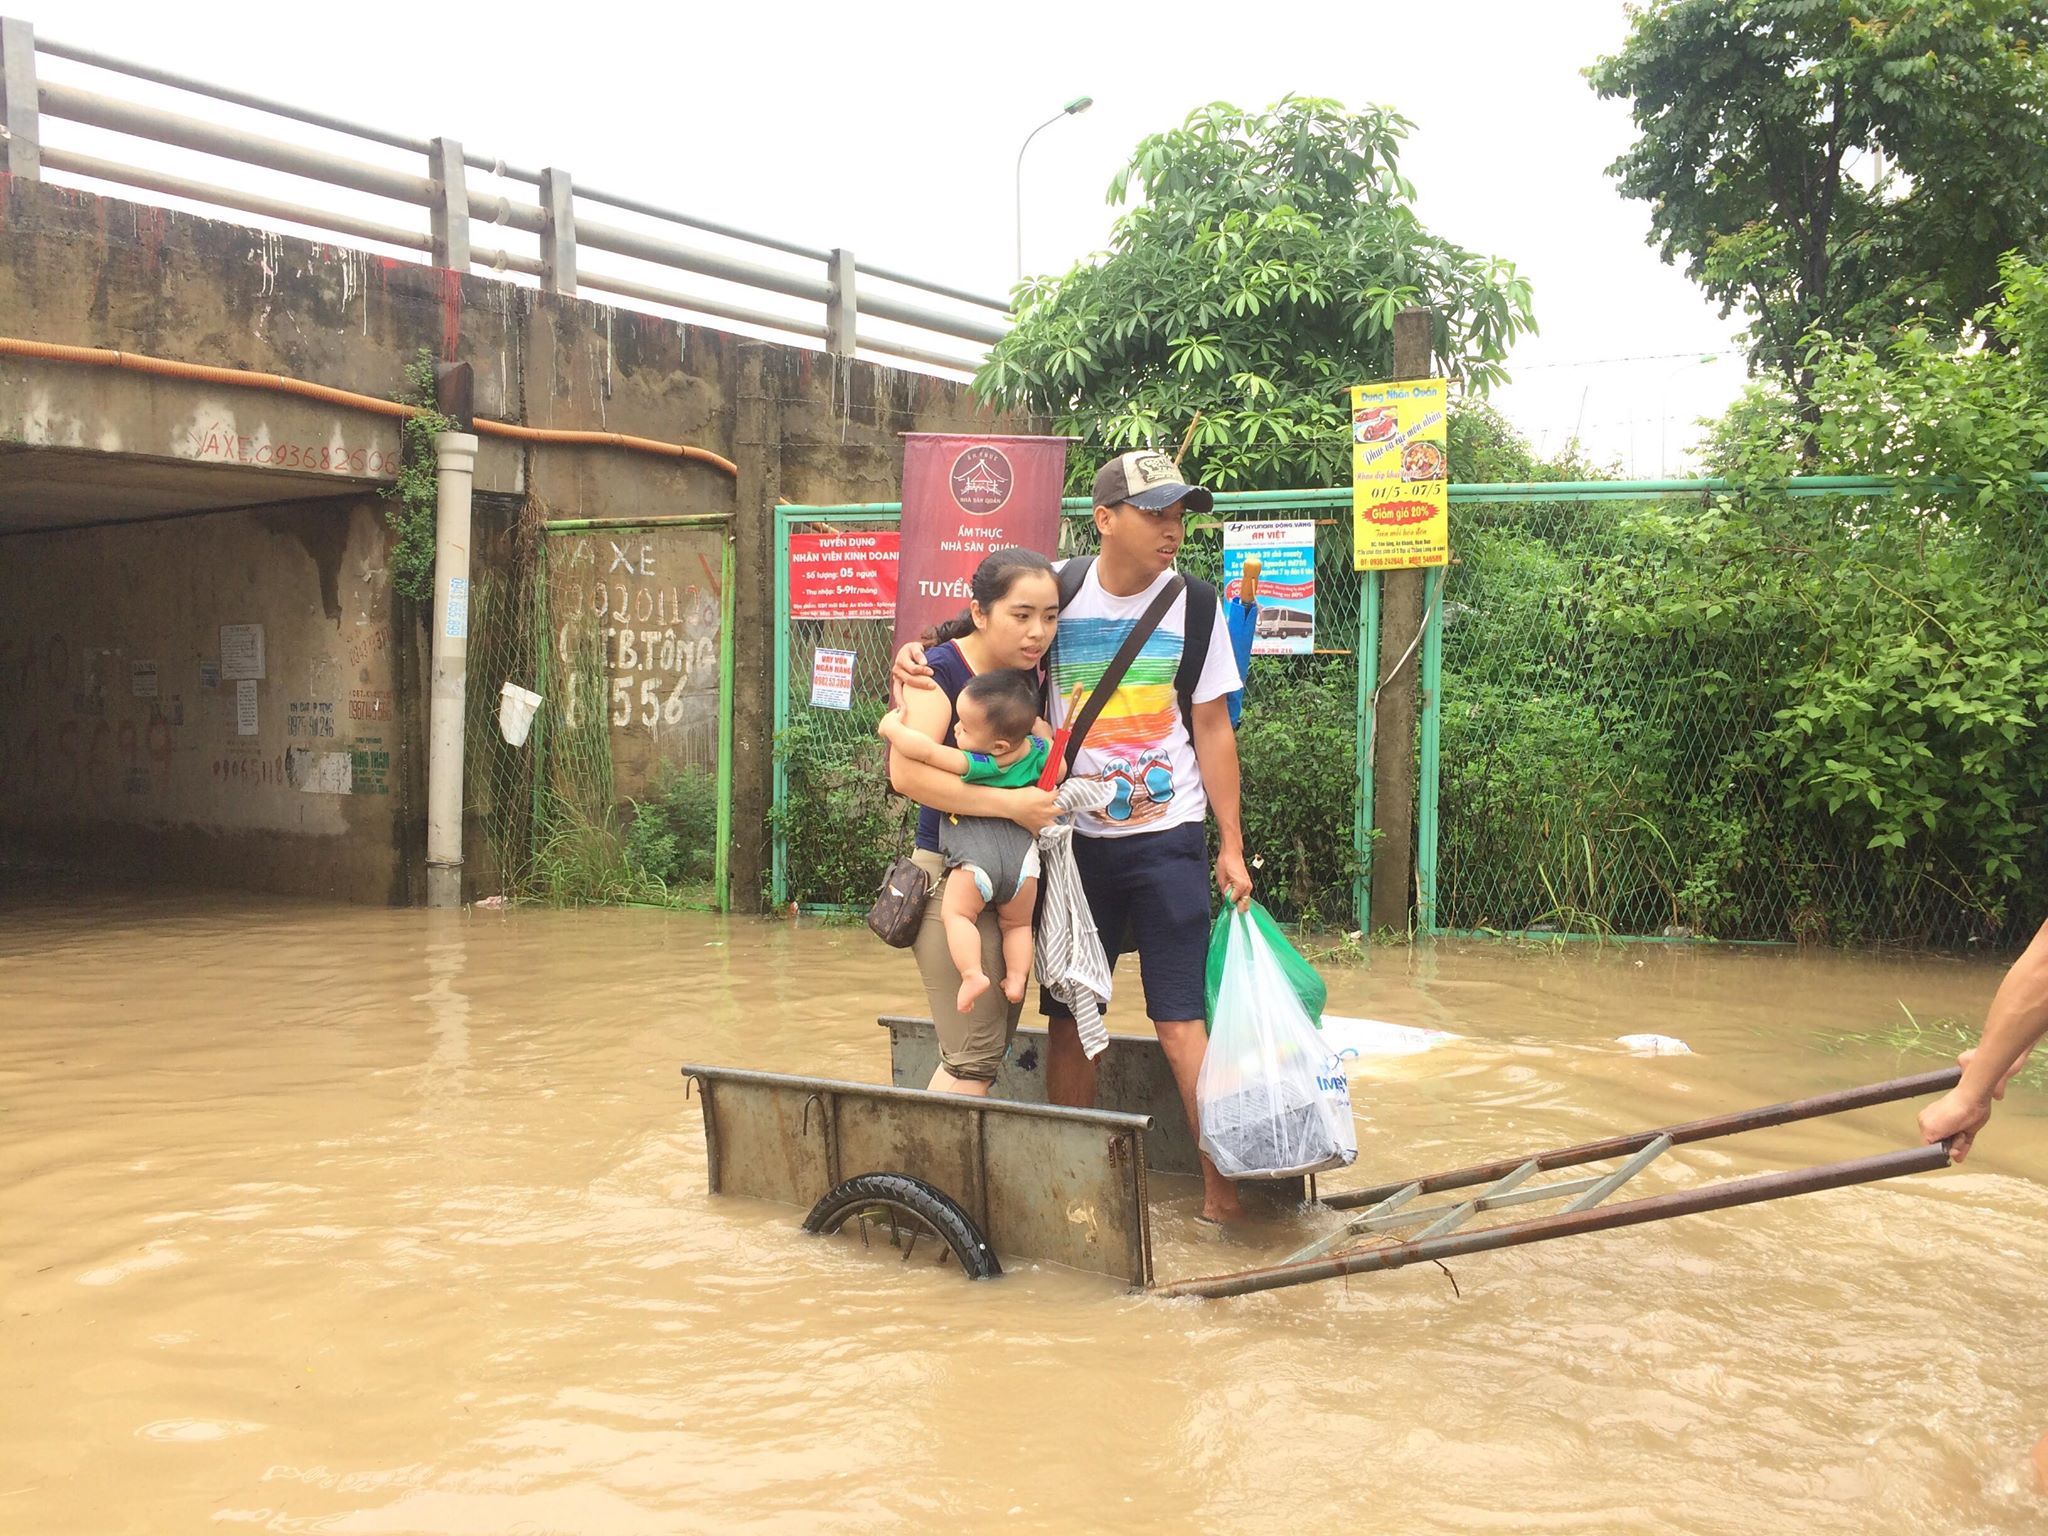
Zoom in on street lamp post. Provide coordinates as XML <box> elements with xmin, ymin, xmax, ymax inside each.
<box><xmin>1015</xmin><ymin>95</ymin><xmax>1092</xmax><ymax>283</ymax></box>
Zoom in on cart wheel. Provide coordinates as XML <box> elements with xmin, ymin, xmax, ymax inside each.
<box><xmin>802</xmin><ymin>1173</ymin><xmax>1001</xmax><ymax>1280</ymax></box>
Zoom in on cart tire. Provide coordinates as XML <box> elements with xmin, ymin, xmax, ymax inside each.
<box><xmin>802</xmin><ymin>1173</ymin><xmax>1002</xmax><ymax>1280</ymax></box>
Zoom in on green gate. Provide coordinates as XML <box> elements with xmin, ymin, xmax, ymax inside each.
<box><xmin>771</xmin><ymin>493</ymin><xmax>1369</xmax><ymax>928</ymax></box>
<box><xmin>468</xmin><ymin>511</ymin><xmax>735</xmax><ymax>910</ymax></box>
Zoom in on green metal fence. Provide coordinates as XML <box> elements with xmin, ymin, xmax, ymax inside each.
<box><xmin>773</xmin><ymin>475</ymin><xmax>2048</xmax><ymax>947</ymax></box>
<box><xmin>771</xmin><ymin>493</ymin><xmax>1369</xmax><ymax>925</ymax></box>
<box><xmin>1429</xmin><ymin>476</ymin><xmax>2048</xmax><ymax>948</ymax></box>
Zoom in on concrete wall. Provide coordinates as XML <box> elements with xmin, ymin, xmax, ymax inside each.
<box><xmin>0</xmin><ymin>175</ymin><xmax>1018</xmax><ymax>906</ymax></box>
<box><xmin>0</xmin><ymin>496</ymin><xmax>418</xmax><ymax>902</ymax></box>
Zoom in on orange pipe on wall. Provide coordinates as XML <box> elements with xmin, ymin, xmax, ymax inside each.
<box><xmin>0</xmin><ymin>336</ymin><xmax>739</xmax><ymax>477</ymax></box>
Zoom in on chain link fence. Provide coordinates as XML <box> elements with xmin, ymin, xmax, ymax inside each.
<box><xmin>772</xmin><ymin>496</ymin><xmax>1369</xmax><ymax>925</ymax></box>
<box><xmin>776</xmin><ymin>479</ymin><xmax>2046</xmax><ymax>949</ymax></box>
<box><xmin>1431</xmin><ymin>486</ymin><xmax>2048</xmax><ymax>947</ymax></box>
<box><xmin>468</xmin><ymin>502</ymin><xmax>732</xmax><ymax>907</ymax></box>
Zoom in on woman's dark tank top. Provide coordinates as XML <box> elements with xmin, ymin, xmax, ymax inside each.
<box><xmin>913</xmin><ymin>641</ymin><xmax>975</xmax><ymax>852</ymax></box>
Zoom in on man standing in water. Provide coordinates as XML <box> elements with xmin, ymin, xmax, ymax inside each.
<box><xmin>1919</xmin><ymin>915</ymin><xmax>2048</xmax><ymax>1161</ymax></box>
<box><xmin>896</xmin><ymin>451</ymin><xmax>1254</xmax><ymax>1224</ymax></box>
<box><xmin>1042</xmin><ymin>453</ymin><xmax>1254</xmax><ymax>1226</ymax></box>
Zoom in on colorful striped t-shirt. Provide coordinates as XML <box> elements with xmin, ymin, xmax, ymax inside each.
<box><xmin>1047</xmin><ymin>561</ymin><xmax>1241</xmax><ymax>838</ymax></box>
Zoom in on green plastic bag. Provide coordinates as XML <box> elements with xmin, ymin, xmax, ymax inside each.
<box><xmin>1203</xmin><ymin>899</ymin><xmax>1327</xmax><ymax>1033</ymax></box>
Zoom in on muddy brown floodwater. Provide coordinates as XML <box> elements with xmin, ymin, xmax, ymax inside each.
<box><xmin>3</xmin><ymin>887</ymin><xmax>2044</xmax><ymax>1534</ymax></box>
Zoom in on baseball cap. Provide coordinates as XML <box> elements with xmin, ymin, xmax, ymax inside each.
<box><xmin>1091</xmin><ymin>449</ymin><xmax>1214</xmax><ymax>516</ymax></box>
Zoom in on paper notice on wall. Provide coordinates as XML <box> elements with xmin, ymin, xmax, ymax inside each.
<box><xmin>789</xmin><ymin>532</ymin><xmax>899</xmax><ymax>619</ymax></box>
<box><xmin>199</xmin><ymin>660</ymin><xmax>221</xmax><ymax>690</ymax></box>
<box><xmin>810</xmin><ymin>648</ymin><xmax>856</xmax><ymax>710</ymax></box>
<box><xmin>235</xmin><ymin>678</ymin><xmax>259</xmax><ymax>736</ymax></box>
<box><xmin>221</xmin><ymin>624</ymin><xmax>266</xmax><ymax>681</ymax></box>
<box><xmin>130</xmin><ymin>660</ymin><xmax>160</xmax><ymax>698</ymax></box>
<box><xmin>286</xmin><ymin>746</ymin><xmax>353</xmax><ymax>794</ymax></box>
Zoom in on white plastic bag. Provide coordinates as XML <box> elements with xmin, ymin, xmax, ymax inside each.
<box><xmin>1197</xmin><ymin>907</ymin><xmax>1358</xmax><ymax>1179</ymax></box>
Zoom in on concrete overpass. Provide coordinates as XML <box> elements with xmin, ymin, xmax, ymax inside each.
<box><xmin>0</xmin><ymin>173</ymin><xmax>1008</xmax><ymax>907</ymax></box>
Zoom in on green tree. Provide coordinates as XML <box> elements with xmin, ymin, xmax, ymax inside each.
<box><xmin>975</xmin><ymin>98</ymin><xmax>1535</xmax><ymax>490</ymax></box>
<box><xmin>1589</xmin><ymin>1</ymin><xmax>2048</xmax><ymax>420</ymax></box>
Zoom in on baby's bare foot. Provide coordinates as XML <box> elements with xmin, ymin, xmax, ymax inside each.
<box><xmin>1001</xmin><ymin>972</ymin><xmax>1027</xmax><ymax>1004</ymax></box>
<box><xmin>956</xmin><ymin>972</ymin><xmax>990</xmax><ymax>1011</ymax></box>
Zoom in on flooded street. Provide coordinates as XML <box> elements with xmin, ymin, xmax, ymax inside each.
<box><xmin>4</xmin><ymin>889</ymin><xmax>2044</xmax><ymax>1535</ymax></box>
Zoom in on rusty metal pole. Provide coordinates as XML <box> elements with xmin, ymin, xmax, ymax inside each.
<box><xmin>1322</xmin><ymin>1066</ymin><xmax>1962</xmax><ymax>1211</ymax></box>
<box><xmin>1369</xmin><ymin>307</ymin><xmax>1434</xmax><ymax>935</ymax></box>
<box><xmin>1152</xmin><ymin>1140</ymin><xmax>1954</xmax><ymax>1300</ymax></box>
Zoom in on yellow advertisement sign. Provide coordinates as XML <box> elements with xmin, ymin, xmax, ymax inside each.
<box><xmin>1351</xmin><ymin>378</ymin><xmax>1449</xmax><ymax>571</ymax></box>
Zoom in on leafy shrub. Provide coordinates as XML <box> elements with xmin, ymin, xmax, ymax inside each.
<box><xmin>771</xmin><ymin>704</ymin><xmax>913</xmax><ymax>907</ymax></box>
<box><xmin>623</xmin><ymin>765</ymin><xmax>720</xmax><ymax>895</ymax></box>
<box><xmin>1234</xmin><ymin>663</ymin><xmax>1361</xmax><ymax>927</ymax></box>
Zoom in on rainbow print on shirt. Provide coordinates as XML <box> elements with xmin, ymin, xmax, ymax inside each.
<box><xmin>1051</xmin><ymin>617</ymin><xmax>1184</xmax><ymax>825</ymax></box>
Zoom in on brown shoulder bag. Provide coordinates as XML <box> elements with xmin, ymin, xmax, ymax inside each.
<box><xmin>865</xmin><ymin>853</ymin><xmax>931</xmax><ymax>949</ymax></box>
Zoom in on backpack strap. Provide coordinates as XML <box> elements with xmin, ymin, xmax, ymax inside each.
<box><xmin>1041</xmin><ymin>556</ymin><xmax>1097</xmax><ymax>712</ymax></box>
<box><xmin>1061</xmin><ymin>575</ymin><xmax>1185</xmax><ymax>776</ymax></box>
<box><xmin>1056</xmin><ymin>555</ymin><xmax>1095</xmax><ymax>609</ymax></box>
<box><xmin>1176</xmin><ymin>576</ymin><xmax>1218</xmax><ymax>729</ymax></box>
<box><xmin>1046</xmin><ymin>556</ymin><xmax>1221</xmax><ymax>736</ymax></box>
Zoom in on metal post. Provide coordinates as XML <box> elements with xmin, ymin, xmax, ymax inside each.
<box><xmin>1352</xmin><ymin>570</ymin><xmax>1380</xmax><ymax>934</ymax></box>
<box><xmin>1416</xmin><ymin>563</ymin><xmax>1445</xmax><ymax>933</ymax></box>
<box><xmin>426</xmin><ymin>430</ymin><xmax>479</xmax><ymax>909</ymax></box>
<box><xmin>769</xmin><ymin>505</ymin><xmax>791</xmax><ymax>908</ymax></box>
<box><xmin>528</xmin><ymin>534</ymin><xmax>552</xmax><ymax>884</ymax></box>
<box><xmin>715</xmin><ymin>534</ymin><xmax>736</xmax><ymax>913</ymax></box>
<box><xmin>1368</xmin><ymin>306</ymin><xmax>1434</xmax><ymax>936</ymax></box>
<box><xmin>0</xmin><ymin>16</ymin><xmax>38</xmax><ymax>179</ymax></box>
<box><xmin>539</xmin><ymin>165</ymin><xmax>577</xmax><ymax>296</ymax></box>
<box><xmin>1153</xmin><ymin>1141</ymin><xmax>1954</xmax><ymax>1300</ymax></box>
<box><xmin>825</xmin><ymin>247</ymin><xmax>856</xmax><ymax>360</ymax></box>
<box><xmin>428</xmin><ymin>135</ymin><xmax>469</xmax><ymax>272</ymax></box>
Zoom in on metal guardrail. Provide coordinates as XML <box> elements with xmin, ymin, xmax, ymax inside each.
<box><xmin>0</xmin><ymin>16</ymin><xmax>1009</xmax><ymax>373</ymax></box>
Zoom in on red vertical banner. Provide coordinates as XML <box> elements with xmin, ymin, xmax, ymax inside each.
<box><xmin>893</xmin><ymin>434</ymin><xmax>1070</xmax><ymax>653</ymax></box>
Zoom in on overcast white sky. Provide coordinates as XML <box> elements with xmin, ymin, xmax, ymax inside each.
<box><xmin>43</xmin><ymin>0</ymin><xmax>1752</xmax><ymax>474</ymax></box>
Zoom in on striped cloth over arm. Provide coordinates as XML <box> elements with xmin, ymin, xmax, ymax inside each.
<box><xmin>1035</xmin><ymin>778</ymin><xmax>1119</xmax><ymax>1059</ymax></box>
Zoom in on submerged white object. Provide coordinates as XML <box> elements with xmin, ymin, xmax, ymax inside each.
<box><xmin>1616</xmin><ymin>1033</ymin><xmax>1693</xmax><ymax>1056</ymax></box>
<box><xmin>498</xmin><ymin>682</ymin><xmax>543</xmax><ymax>747</ymax></box>
<box><xmin>1320</xmin><ymin>1015</ymin><xmax>1457</xmax><ymax>1059</ymax></box>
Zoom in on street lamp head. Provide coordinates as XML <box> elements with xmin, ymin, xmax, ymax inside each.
<box><xmin>1017</xmin><ymin>97</ymin><xmax>1096</xmax><ymax>281</ymax></box>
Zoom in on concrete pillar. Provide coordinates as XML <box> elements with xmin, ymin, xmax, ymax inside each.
<box><xmin>826</xmin><ymin>248</ymin><xmax>856</xmax><ymax>359</ymax></box>
<box><xmin>540</xmin><ymin>167</ymin><xmax>577</xmax><ymax>297</ymax></box>
<box><xmin>428</xmin><ymin>136</ymin><xmax>470</xmax><ymax>273</ymax></box>
<box><xmin>0</xmin><ymin>17</ymin><xmax>39</xmax><ymax>180</ymax></box>
<box><xmin>426</xmin><ymin>431</ymin><xmax>479</xmax><ymax>909</ymax></box>
<box><xmin>728</xmin><ymin>343</ymin><xmax>783</xmax><ymax>913</ymax></box>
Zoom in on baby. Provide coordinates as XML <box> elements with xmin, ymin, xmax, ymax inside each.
<box><xmin>879</xmin><ymin>669</ymin><xmax>1051</xmax><ymax>1012</ymax></box>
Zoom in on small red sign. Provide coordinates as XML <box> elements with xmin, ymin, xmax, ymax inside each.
<box><xmin>789</xmin><ymin>531</ymin><xmax>899</xmax><ymax>620</ymax></box>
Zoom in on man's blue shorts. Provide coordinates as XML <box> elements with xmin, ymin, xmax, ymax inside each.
<box><xmin>1041</xmin><ymin>820</ymin><xmax>1210</xmax><ymax>1025</ymax></box>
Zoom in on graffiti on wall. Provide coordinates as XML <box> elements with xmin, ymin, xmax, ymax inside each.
<box><xmin>551</xmin><ymin>535</ymin><xmax>722</xmax><ymax>781</ymax></box>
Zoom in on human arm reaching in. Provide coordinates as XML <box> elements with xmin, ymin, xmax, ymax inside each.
<box><xmin>1919</xmin><ymin>916</ymin><xmax>2048</xmax><ymax>1162</ymax></box>
<box><xmin>891</xmin><ymin>641</ymin><xmax>939</xmax><ymax>697</ymax></box>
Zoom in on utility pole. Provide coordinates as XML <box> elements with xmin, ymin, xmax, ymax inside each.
<box><xmin>1368</xmin><ymin>307</ymin><xmax>1434</xmax><ymax>936</ymax></box>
